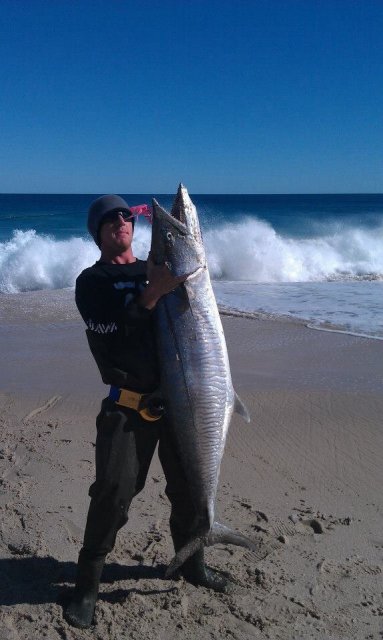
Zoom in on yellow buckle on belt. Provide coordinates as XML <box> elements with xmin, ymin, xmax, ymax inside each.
<box><xmin>115</xmin><ymin>388</ymin><xmax>162</xmax><ymax>422</ymax></box>
<box><xmin>116</xmin><ymin>388</ymin><xmax>142</xmax><ymax>411</ymax></box>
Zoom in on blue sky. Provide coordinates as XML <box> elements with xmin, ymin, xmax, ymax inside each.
<box><xmin>0</xmin><ymin>0</ymin><xmax>382</xmax><ymax>193</ymax></box>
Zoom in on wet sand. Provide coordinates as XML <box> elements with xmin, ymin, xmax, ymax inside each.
<box><xmin>0</xmin><ymin>290</ymin><xmax>382</xmax><ymax>640</ymax></box>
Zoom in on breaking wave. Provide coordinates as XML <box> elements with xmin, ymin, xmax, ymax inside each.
<box><xmin>204</xmin><ymin>218</ymin><xmax>383</xmax><ymax>282</ymax></box>
<box><xmin>0</xmin><ymin>230</ymin><xmax>99</xmax><ymax>294</ymax></box>
<box><xmin>0</xmin><ymin>219</ymin><xmax>382</xmax><ymax>293</ymax></box>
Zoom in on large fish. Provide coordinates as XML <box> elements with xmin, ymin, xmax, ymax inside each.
<box><xmin>151</xmin><ymin>184</ymin><xmax>257</xmax><ymax>576</ymax></box>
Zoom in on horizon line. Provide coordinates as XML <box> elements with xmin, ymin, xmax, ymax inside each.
<box><xmin>1</xmin><ymin>191</ymin><xmax>383</xmax><ymax>197</ymax></box>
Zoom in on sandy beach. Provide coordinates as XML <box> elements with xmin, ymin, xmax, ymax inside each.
<box><xmin>0</xmin><ymin>290</ymin><xmax>382</xmax><ymax>640</ymax></box>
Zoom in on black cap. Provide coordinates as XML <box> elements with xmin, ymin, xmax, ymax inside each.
<box><xmin>87</xmin><ymin>194</ymin><xmax>134</xmax><ymax>246</ymax></box>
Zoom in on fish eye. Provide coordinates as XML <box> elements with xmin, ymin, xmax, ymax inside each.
<box><xmin>166</xmin><ymin>231</ymin><xmax>174</xmax><ymax>241</ymax></box>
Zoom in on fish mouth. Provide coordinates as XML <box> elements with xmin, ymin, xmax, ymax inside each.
<box><xmin>153</xmin><ymin>183</ymin><xmax>203</xmax><ymax>244</ymax></box>
<box><xmin>151</xmin><ymin>198</ymin><xmax>188</xmax><ymax>234</ymax></box>
<box><xmin>152</xmin><ymin>183</ymin><xmax>196</xmax><ymax>232</ymax></box>
<box><xmin>170</xmin><ymin>183</ymin><xmax>191</xmax><ymax>225</ymax></box>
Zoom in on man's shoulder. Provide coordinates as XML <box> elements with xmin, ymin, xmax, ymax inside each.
<box><xmin>75</xmin><ymin>262</ymin><xmax>103</xmax><ymax>288</ymax></box>
<box><xmin>76</xmin><ymin>259</ymin><xmax>147</xmax><ymax>285</ymax></box>
<box><xmin>77</xmin><ymin>262</ymin><xmax>99</xmax><ymax>278</ymax></box>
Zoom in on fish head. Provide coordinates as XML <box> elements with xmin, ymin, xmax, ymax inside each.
<box><xmin>151</xmin><ymin>184</ymin><xmax>206</xmax><ymax>278</ymax></box>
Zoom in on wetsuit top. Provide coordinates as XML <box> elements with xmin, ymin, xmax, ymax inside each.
<box><xmin>75</xmin><ymin>259</ymin><xmax>160</xmax><ymax>393</ymax></box>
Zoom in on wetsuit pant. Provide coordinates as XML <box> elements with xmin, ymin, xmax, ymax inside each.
<box><xmin>80</xmin><ymin>397</ymin><xmax>196</xmax><ymax>561</ymax></box>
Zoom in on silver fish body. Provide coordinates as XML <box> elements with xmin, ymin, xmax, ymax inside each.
<box><xmin>151</xmin><ymin>185</ymin><xmax>252</xmax><ymax>575</ymax></box>
<box><xmin>155</xmin><ymin>259</ymin><xmax>234</xmax><ymax>531</ymax></box>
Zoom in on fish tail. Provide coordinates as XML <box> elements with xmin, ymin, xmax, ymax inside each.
<box><xmin>165</xmin><ymin>521</ymin><xmax>263</xmax><ymax>578</ymax></box>
<box><xmin>165</xmin><ymin>536</ymin><xmax>205</xmax><ymax>577</ymax></box>
<box><xmin>206</xmin><ymin>521</ymin><xmax>261</xmax><ymax>551</ymax></box>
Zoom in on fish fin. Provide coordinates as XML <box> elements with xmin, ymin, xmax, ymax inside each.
<box><xmin>165</xmin><ymin>536</ymin><xmax>205</xmax><ymax>578</ymax></box>
<box><xmin>234</xmin><ymin>392</ymin><xmax>251</xmax><ymax>423</ymax></box>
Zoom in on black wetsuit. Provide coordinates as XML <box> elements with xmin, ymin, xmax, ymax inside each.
<box><xmin>75</xmin><ymin>260</ymin><xmax>196</xmax><ymax>560</ymax></box>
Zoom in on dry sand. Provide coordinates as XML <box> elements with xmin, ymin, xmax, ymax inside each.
<box><xmin>0</xmin><ymin>290</ymin><xmax>382</xmax><ymax>640</ymax></box>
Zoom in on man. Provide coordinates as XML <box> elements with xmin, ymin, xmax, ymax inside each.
<box><xmin>64</xmin><ymin>195</ymin><xmax>230</xmax><ymax>629</ymax></box>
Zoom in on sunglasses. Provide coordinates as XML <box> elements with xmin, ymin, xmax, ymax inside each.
<box><xmin>101</xmin><ymin>210</ymin><xmax>135</xmax><ymax>224</ymax></box>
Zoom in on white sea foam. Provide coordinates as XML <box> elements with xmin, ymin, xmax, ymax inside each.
<box><xmin>204</xmin><ymin>218</ymin><xmax>383</xmax><ymax>282</ymax></box>
<box><xmin>1</xmin><ymin>224</ymin><xmax>382</xmax><ymax>337</ymax></box>
<box><xmin>0</xmin><ymin>230</ymin><xmax>99</xmax><ymax>294</ymax></box>
<box><xmin>1</xmin><ymin>219</ymin><xmax>382</xmax><ymax>294</ymax></box>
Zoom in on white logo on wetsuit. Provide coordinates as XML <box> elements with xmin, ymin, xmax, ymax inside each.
<box><xmin>114</xmin><ymin>280</ymin><xmax>146</xmax><ymax>307</ymax></box>
<box><xmin>86</xmin><ymin>319</ymin><xmax>117</xmax><ymax>334</ymax></box>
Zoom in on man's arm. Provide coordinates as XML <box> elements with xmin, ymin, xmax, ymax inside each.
<box><xmin>138</xmin><ymin>257</ymin><xmax>187</xmax><ymax>310</ymax></box>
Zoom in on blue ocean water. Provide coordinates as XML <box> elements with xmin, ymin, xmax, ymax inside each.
<box><xmin>1</xmin><ymin>193</ymin><xmax>382</xmax><ymax>338</ymax></box>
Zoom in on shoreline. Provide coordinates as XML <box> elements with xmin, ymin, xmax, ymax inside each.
<box><xmin>221</xmin><ymin>306</ymin><xmax>383</xmax><ymax>342</ymax></box>
<box><xmin>1</xmin><ymin>286</ymin><xmax>383</xmax><ymax>343</ymax></box>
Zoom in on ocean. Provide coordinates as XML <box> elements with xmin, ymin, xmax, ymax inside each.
<box><xmin>1</xmin><ymin>193</ymin><xmax>382</xmax><ymax>339</ymax></box>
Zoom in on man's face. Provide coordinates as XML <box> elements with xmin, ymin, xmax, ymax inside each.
<box><xmin>98</xmin><ymin>211</ymin><xmax>134</xmax><ymax>252</ymax></box>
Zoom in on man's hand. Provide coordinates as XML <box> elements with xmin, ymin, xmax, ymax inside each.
<box><xmin>139</xmin><ymin>255</ymin><xmax>187</xmax><ymax>310</ymax></box>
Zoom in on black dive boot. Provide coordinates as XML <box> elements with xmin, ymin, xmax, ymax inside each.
<box><xmin>181</xmin><ymin>548</ymin><xmax>233</xmax><ymax>594</ymax></box>
<box><xmin>64</xmin><ymin>550</ymin><xmax>105</xmax><ymax>629</ymax></box>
